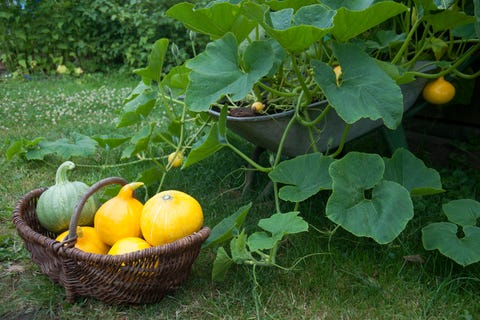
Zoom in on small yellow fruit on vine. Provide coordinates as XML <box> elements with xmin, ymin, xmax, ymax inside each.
<box><xmin>251</xmin><ymin>101</ymin><xmax>265</xmax><ymax>113</ymax></box>
<box><xmin>167</xmin><ymin>151</ymin><xmax>183</xmax><ymax>168</ymax></box>
<box><xmin>422</xmin><ymin>76</ymin><xmax>456</xmax><ymax>105</ymax></box>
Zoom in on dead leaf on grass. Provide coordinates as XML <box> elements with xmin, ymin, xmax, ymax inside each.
<box><xmin>4</xmin><ymin>263</ymin><xmax>26</xmax><ymax>274</ymax></box>
<box><xmin>403</xmin><ymin>254</ymin><xmax>425</xmax><ymax>264</ymax></box>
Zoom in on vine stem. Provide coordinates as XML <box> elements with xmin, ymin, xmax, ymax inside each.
<box><xmin>267</xmin><ymin>94</ymin><xmax>308</xmax><ymax>213</ymax></box>
<box><xmin>76</xmin><ymin>156</ymin><xmax>165</xmax><ymax>169</ymax></box>
<box><xmin>452</xmin><ymin>68</ymin><xmax>480</xmax><ymax>79</ymax></box>
<box><xmin>408</xmin><ymin>43</ymin><xmax>480</xmax><ymax>79</ymax></box>
<box><xmin>256</xmin><ymin>81</ymin><xmax>297</xmax><ymax>98</ymax></box>
<box><xmin>295</xmin><ymin>104</ymin><xmax>332</xmax><ymax>127</ymax></box>
<box><xmin>391</xmin><ymin>17</ymin><xmax>423</xmax><ymax>65</ymax></box>
<box><xmin>328</xmin><ymin>124</ymin><xmax>350</xmax><ymax>158</ymax></box>
<box><xmin>273</xmin><ymin>92</ymin><xmax>305</xmax><ymax>167</ymax></box>
<box><xmin>291</xmin><ymin>54</ymin><xmax>312</xmax><ymax>104</ymax></box>
<box><xmin>227</xmin><ymin>144</ymin><xmax>271</xmax><ymax>173</ymax></box>
<box><xmin>251</xmin><ymin>265</ymin><xmax>263</xmax><ymax>320</ymax></box>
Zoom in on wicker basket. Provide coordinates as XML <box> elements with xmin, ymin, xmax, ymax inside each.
<box><xmin>12</xmin><ymin>177</ymin><xmax>210</xmax><ymax>304</ymax></box>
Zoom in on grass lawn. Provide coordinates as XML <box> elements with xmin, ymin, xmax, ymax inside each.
<box><xmin>1</xmin><ymin>73</ymin><xmax>480</xmax><ymax>319</ymax></box>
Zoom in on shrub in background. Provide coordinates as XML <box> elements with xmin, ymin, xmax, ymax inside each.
<box><xmin>0</xmin><ymin>0</ymin><xmax>207</xmax><ymax>74</ymax></box>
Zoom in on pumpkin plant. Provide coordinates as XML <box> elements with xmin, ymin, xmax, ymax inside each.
<box><xmin>422</xmin><ymin>199</ymin><xmax>480</xmax><ymax>266</ymax></box>
<box><xmin>10</xmin><ymin>0</ymin><xmax>480</xmax><ymax>274</ymax></box>
<box><xmin>121</xmin><ymin>0</ymin><xmax>476</xmax><ymax>270</ymax></box>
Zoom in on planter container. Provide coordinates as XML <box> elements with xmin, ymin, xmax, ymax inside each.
<box><xmin>209</xmin><ymin>64</ymin><xmax>435</xmax><ymax>157</ymax></box>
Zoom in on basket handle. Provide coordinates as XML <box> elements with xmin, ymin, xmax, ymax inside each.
<box><xmin>62</xmin><ymin>176</ymin><xmax>128</xmax><ymax>247</ymax></box>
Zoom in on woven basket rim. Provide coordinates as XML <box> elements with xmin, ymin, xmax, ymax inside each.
<box><xmin>57</xmin><ymin>226</ymin><xmax>211</xmax><ymax>263</ymax></box>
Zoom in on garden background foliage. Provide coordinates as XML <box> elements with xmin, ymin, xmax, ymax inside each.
<box><xmin>0</xmin><ymin>0</ymin><xmax>208</xmax><ymax>74</ymax></box>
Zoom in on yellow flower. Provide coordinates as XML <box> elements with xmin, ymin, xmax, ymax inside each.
<box><xmin>74</xmin><ymin>67</ymin><xmax>83</xmax><ymax>75</ymax></box>
<box><xmin>56</xmin><ymin>65</ymin><xmax>68</xmax><ymax>74</ymax></box>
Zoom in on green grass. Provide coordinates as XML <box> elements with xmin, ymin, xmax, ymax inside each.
<box><xmin>1</xmin><ymin>73</ymin><xmax>480</xmax><ymax>319</ymax></box>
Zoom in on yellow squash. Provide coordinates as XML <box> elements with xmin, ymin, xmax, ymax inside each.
<box><xmin>108</xmin><ymin>237</ymin><xmax>151</xmax><ymax>255</ymax></box>
<box><xmin>140</xmin><ymin>190</ymin><xmax>203</xmax><ymax>246</ymax></box>
<box><xmin>56</xmin><ymin>226</ymin><xmax>109</xmax><ymax>255</ymax></box>
<box><xmin>94</xmin><ymin>182</ymin><xmax>144</xmax><ymax>246</ymax></box>
<box><xmin>422</xmin><ymin>76</ymin><xmax>455</xmax><ymax>105</ymax></box>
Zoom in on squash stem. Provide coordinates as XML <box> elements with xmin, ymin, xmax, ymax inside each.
<box><xmin>55</xmin><ymin>161</ymin><xmax>75</xmax><ymax>184</ymax></box>
<box><xmin>291</xmin><ymin>55</ymin><xmax>312</xmax><ymax>104</ymax></box>
<box><xmin>408</xmin><ymin>42</ymin><xmax>480</xmax><ymax>79</ymax></box>
<box><xmin>256</xmin><ymin>81</ymin><xmax>297</xmax><ymax>98</ymax></box>
<box><xmin>76</xmin><ymin>157</ymin><xmax>164</xmax><ymax>169</ymax></box>
<box><xmin>296</xmin><ymin>104</ymin><xmax>332</xmax><ymax>127</ymax></box>
<box><xmin>227</xmin><ymin>144</ymin><xmax>271</xmax><ymax>173</ymax></box>
<box><xmin>391</xmin><ymin>17</ymin><xmax>422</xmax><ymax>65</ymax></box>
<box><xmin>156</xmin><ymin>171</ymin><xmax>168</xmax><ymax>194</ymax></box>
<box><xmin>328</xmin><ymin>123</ymin><xmax>350</xmax><ymax>158</ymax></box>
<box><xmin>273</xmin><ymin>92</ymin><xmax>305</xmax><ymax>168</ymax></box>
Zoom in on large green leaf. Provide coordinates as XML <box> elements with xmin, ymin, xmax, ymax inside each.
<box><xmin>265</xmin><ymin>0</ymin><xmax>319</xmax><ymax>11</ymax></box>
<box><xmin>321</xmin><ymin>0</ymin><xmax>379</xmax><ymax>10</ymax></box>
<box><xmin>248</xmin><ymin>212</ymin><xmax>309</xmax><ymax>253</ymax></box>
<box><xmin>92</xmin><ymin>134</ymin><xmax>130</xmax><ymax>149</ymax></box>
<box><xmin>247</xmin><ymin>231</ymin><xmax>278</xmax><ymax>252</ymax></box>
<box><xmin>424</xmin><ymin>9</ymin><xmax>476</xmax><ymax>33</ymax></box>
<box><xmin>242</xmin><ymin>2</ymin><xmax>334</xmax><ymax>53</ymax></box>
<box><xmin>442</xmin><ymin>199</ymin><xmax>480</xmax><ymax>227</ymax></box>
<box><xmin>203</xmin><ymin>203</ymin><xmax>252</xmax><ymax>248</ymax></box>
<box><xmin>326</xmin><ymin>152</ymin><xmax>413</xmax><ymax>244</ymax></box>
<box><xmin>268</xmin><ymin>153</ymin><xmax>333</xmax><ymax>202</ymax></box>
<box><xmin>185</xmin><ymin>33</ymin><xmax>274</xmax><ymax>112</ymax></box>
<box><xmin>413</xmin><ymin>0</ymin><xmax>456</xmax><ymax>17</ymax></box>
<box><xmin>120</xmin><ymin>123</ymin><xmax>155</xmax><ymax>159</ymax></box>
<box><xmin>312</xmin><ymin>43</ymin><xmax>404</xmax><ymax>129</ymax></box>
<box><xmin>133</xmin><ymin>38</ymin><xmax>169</xmax><ymax>83</ymax></box>
<box><xmin>422</xmin><ymin>223</ymin><xmax>480</xmax><ymax>266</ymax></box>
<box><xmin>475</xmin><ymin>0</ymin><xmax>480</xmax><ymax>37</ymax></box>
<box><xmin>331</xmin><ymin>2</ymin><xmax>408</xmax><ymax>42</ymax></box>
<box><xmin>230</xmin><ymin>231</ymin><xmax>254</xmax><ymax>263</ymax></box>
<box><xmin>432</xmin><ymin>0</ymin><xmax>457</xmax><ymax>9</ymax></box>
<box><xmin>258</xmin><ymin>211</ymin><xmax>309</xmax><ymax>237</ymax></box>
<box><xmin>137</xmin><ymin>166</ymin><xmax>164</xmax><ymax>188</ymax></box>
<box><xmin>161</xmin><ymin>64</ymin><xmax>190</xmax><ymax>97</ymax></box>
<box><xmin>383</xmin><ymin>148</ymin><xmax>444</xmax><ymax>196</ymax></box>
<box><xmin>183</xmin><ymin>106</ymin><xmax>228</xmax><ymax>168</ymax></box>
<box><xmin>212</xmin><ymin>247</ymin><xmax>234</xmax><ymax>281</ymax></box>
<box><xmin>6</xmin><ymin>137</ymin><xmax>44</xmax><ymax>161</ymax></box>
<box><xmin>26</xmin><ymin>133</ymin><xmax>98</xmax><ymax>160</ymax></box>
<box><xmin>123</xmin><ymin>81</ymin><xmax>151</xmax><ymax>103</ymax></box>
<box><xmin>423</xmin><ymin>199</ymin><xmax>480</xmax><ymax>266</ymax></box>
<box><xmin>166</xmin><ymin>2</ymin><xmax>256</xmax><ymax>41</ymax></box>
<box><xmin>117</xmin><ymin>90</ymin><xmax>157</xmax><ymax>128</ymax></box>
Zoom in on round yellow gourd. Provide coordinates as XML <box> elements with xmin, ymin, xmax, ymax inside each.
<box><xmin>140</xmin><ymin>190</ymin><xmax>203</xmax><ymax>246</ymax></box>
<box><xmin>422</xmin><ymin>76</ymin><xmax>456</xmax><ymax>105</ymax></box>
<box><xmin>108</xmin><ymin>237</ymin><xmax>152</xmax><ymax>255</ymax></box>
<box><xmin>56</xmin><ymin>226</ymin><xmax>109</xmax><ymax>255</ymax></box>
<box><xmin>167</xmin><ymin>151</ymin><xmax>183</xmax><ymax>168</ymax></box>
<box><xmin>94</xmin><ymin>182</ymin><xmax>144</xmax><ymax>246</ymax></box>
